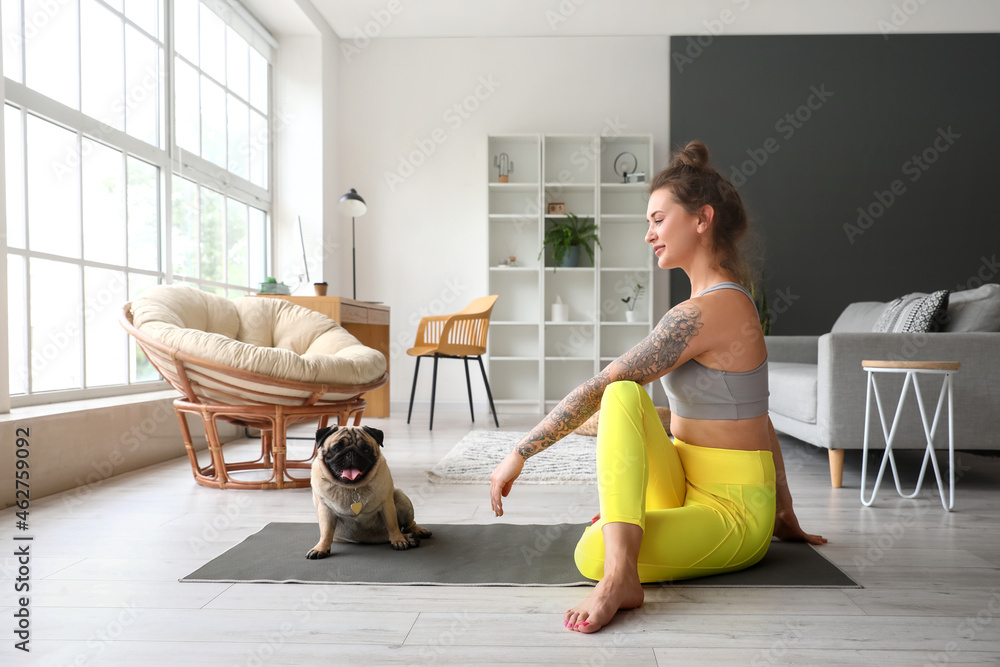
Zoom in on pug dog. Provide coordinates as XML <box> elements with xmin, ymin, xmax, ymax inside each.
<box><xmin>306</xmin><ymin>425</ymin><xmax>432</xmax><ymax>559</ymax></box>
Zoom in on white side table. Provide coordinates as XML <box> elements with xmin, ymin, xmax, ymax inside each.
<box><xmin>860</xmin><ymin>360</ymin><xmax>960</xmax><ymax>511</ymax></box>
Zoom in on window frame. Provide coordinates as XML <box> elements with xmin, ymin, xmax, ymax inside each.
<box><xmin>2</xmin><ymin>0</ymin><xmax>275</xmax><ymax>409</ymax></box>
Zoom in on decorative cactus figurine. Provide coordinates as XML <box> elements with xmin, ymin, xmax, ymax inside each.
<box><xmin>494</xmin><ymin>152</ymin><xmax>513</xmax><ymax>183</ymax></box>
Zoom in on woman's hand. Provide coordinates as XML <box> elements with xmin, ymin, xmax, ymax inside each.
<box><xmin>773</xmin><ymin>507</ymin><xmax>827</xmax><ymax>545</ymax></box>
<box><xmin>489</xmin><ymin>450</ymin><xmax>525</xmax><ymax>517</ymax></box>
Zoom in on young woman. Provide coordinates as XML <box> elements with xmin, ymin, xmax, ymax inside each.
<box><xmin>489</xmin><ymin>140</ymin><xmax>826</xmax><ymax>634</ymax></box>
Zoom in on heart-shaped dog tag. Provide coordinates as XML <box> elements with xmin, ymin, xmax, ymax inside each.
<box><xmin>351</xmin><ymin>502</ymin><xmax>363</xmax><ymax>515</ymax></box>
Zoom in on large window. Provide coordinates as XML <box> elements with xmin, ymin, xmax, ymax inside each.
<box><xmin>3</xmin><ymin>0</ymin><xmax>274</xmax><ymax>404</ymax></box>
<box><xmin>173</xmin><ymin>0</ymin><xmax>268</xmax><ymax>188</ymax></box>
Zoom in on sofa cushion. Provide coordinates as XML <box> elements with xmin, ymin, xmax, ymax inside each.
<box><xmin>943</xmin><ymin>283</ymin><xmax>1000</xmax><ymax>332</ymax></box>
<box><xmin>831</xmin><ymin>301</ymin><xmax>886</xmax><ymax>333</ymax></box>
<box><xmin>872</xmin><ymin>290</ymin><xmax>949</xmax><ymax>333</ymax></box>
<box><xmin>767</xmin><ymin>362</ymin><xmax>817</xmax><ymax>424</ymax></box>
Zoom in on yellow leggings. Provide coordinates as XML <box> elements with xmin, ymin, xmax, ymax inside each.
<box><xmin>574</xmin><ymin>381</ymin><xmax>777</xmax><ymax>583</ymax></box>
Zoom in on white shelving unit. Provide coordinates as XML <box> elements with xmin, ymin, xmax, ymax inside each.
<box><xmin>487</xmin><ymin>134</ymin><xmax>660</xmax><ymax>413</ymax></box>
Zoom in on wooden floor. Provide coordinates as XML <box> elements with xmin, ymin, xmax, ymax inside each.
<box><xmin>2</xmin><ymin>409</ymin><xmax>1000</xmax><ymax>666</ymax></box>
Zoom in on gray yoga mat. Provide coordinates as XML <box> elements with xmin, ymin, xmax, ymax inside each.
<box><xmin>181</xmin><ymin>523</ymin><xmax>859</xmax><ymax>588</ymax></box>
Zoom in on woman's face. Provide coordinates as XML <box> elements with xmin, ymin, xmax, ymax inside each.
<box><xmin>645</xmin><ymin>188</ymin><xmax>704</xmax><ymax>270</ymax></box>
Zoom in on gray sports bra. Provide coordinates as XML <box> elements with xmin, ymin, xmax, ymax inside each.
<box><xmin>659</xmin><ymin>282</ymin><xmax>769</xmax><ymax>420</ymax></box>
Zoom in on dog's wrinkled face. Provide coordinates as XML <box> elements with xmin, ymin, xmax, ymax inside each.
<box><xmin>315</xmin><ymin>425</ymin><xmax>385</xmax><ymax>486</ymax></box>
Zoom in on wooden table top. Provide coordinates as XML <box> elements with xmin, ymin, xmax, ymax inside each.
<box><xmin>862</xmin><ymin>360</ymin><xmax>961</xmax><ymax>371</ymax></box>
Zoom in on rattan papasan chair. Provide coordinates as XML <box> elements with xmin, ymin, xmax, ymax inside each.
<box><xmin>121</xmin><ymin>285</ymin><xmax>388</xmax><ymax>489</ymax></box>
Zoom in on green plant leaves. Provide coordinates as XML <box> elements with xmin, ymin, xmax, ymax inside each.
<box><xmin>538</xmin><ymin>212</ymin><xmax>602</xmax><ymax>269</ymax></box>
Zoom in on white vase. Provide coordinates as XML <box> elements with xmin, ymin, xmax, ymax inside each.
<box><xmin>625</xmin><ymin>310</ymin><xmax>637</xmax><ymax>322</ymax></box>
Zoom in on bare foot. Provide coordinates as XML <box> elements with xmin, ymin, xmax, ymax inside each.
<box><xmin>564</xmin><ymin>567</ymin><xmax>644</xmax><ymax>633</ymax></box>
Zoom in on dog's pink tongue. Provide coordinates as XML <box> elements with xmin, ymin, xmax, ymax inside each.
<box><xmin>341</xmin><ymin>468</ymin><xmax>363</xmax><ymax>481</ymax></box>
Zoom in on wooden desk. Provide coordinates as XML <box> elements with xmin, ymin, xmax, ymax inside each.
<box><xmin>255</xmin><ymin>295</ymin><xmax>390</xmax><ymax>417</ymax></box>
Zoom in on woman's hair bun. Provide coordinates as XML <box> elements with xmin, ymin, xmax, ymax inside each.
<box><xmin>672</xmin><ymin>140</ymin><xmax>710</xmax><ymax>171</ymax></box>
<box><xmin>648</xmin><ymin>139</ymin><xmax>754</xmax><ymax>290</ymax></box>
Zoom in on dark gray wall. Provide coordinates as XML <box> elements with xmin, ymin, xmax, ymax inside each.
<box><xmin>669</xmin><ymin>34</ymin><xmax>1000</xmax><ymax>334</ymax></box>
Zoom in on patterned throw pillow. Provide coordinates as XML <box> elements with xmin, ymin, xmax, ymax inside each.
<box><xmin>872</xmin><ymin>290</ymin><xmax>950</xmax><ymax>333</ymax></box>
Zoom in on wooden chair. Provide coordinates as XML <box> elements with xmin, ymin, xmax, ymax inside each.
<box><xmin>406</xmin><ymin>295</ymin><xmax>500</xmax><ymax>430</ymax></box>
<box><xmin>121</xmin><ymin>303</ymin><xmax>387</xmax><ymax>490</ymax></box>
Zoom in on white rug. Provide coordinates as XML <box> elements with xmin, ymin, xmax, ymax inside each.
<box><xmin>426</xmin><ymin>430</ymin><xmax>597</xmax><ymax>484</ymax></box>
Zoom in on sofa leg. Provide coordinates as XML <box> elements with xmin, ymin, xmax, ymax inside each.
<box><xmin>829</xmin><ymin>449</ymin><xmax>845</xmax><ymax>488</ymax></box>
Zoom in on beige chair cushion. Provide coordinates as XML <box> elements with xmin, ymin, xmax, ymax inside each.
<box><xmin>131</xmin><ymin>285</ymin><xmax>386</xmax><ymax>404</ymax></box>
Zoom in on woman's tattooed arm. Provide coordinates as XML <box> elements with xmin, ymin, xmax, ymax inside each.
<box><xmin>515</xmin><ymin>304</ymin><xmax>704</xmax><ymax>459</ymax></box>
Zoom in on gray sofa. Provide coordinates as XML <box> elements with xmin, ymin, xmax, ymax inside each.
<box><xmin>766</xmin><ymin>283</ymin><xmax>1000</xmax><ymax>488</ymax></box>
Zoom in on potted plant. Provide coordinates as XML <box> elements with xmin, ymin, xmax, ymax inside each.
<box><xmin>538</xmin><ymin>213</ymin><xmax>601</xmax><ymax>270</ymax></box>
<box><xmin>258</xmin><ymin>277</ymin><xmax>291</xmax><ymax>295</ymax></box>
<box><xmin>621</xmin><ymin>283</ymin><xmax>645</xmax><ymax>322</ymax></box>
<box><xmin>749</xmin><ymin>283</ymin><xmax>772</xmax><ymax>335</ymax></box>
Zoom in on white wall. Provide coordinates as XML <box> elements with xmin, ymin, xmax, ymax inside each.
<box><xmin>337</xmin><ymin>36</ymin><xmax>672</xmax><ymax>410</ymax></box>
<box><xmin>273</xmin><ymin>35</ymin><xmax>325</xmax><ymax>292</ymax></box>
<box><xmin>271</xmin><ymin>0</ymin><xmax>344</xmax><ymax>297</ymax></box>
<box><xmin>321</xmin><ymin>31</ymin><xmax>342</xmax><ymax>289</ymax></box>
